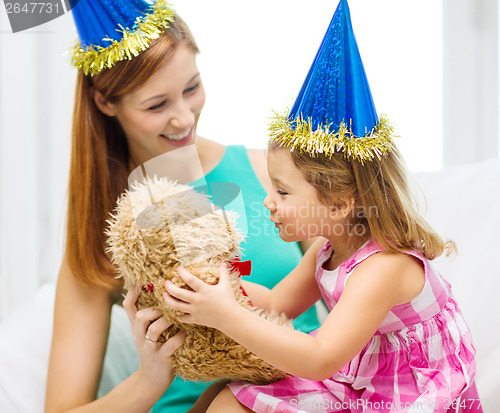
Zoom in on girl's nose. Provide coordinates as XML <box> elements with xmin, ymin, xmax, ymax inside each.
<box><xmin>263</xmin><ymin>194</ymin><xmax>275</xmax><ymax>211</ymax></box>
<box><xmin>170</xmin><ymin>100</ymin><xmax>194</xmax><ymax>130</ymax></box>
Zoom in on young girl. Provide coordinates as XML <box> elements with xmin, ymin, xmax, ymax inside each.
<box><xmin>163</xmin><ymin>1</ymin><xmax>480</xmax><ymax>411</ymax></box>
<box><xmin>164</xmin><ymin>142</ymin><xmax>479</xmax><ymax>413</ymax></box>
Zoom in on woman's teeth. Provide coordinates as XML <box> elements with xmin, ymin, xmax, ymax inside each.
<box><xmin>162</xmin><ymin>130</ymin><xmax>190</xmax><ymax>141</ymax></box>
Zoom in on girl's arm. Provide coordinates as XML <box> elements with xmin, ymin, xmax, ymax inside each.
<box><xmin>45</xmin><ymin>255</ymin><xmax>185</xmax><ymax>413</ymax></box>
<box><xmin>164</xmin><ymin>251</ymin><xmax>423</xmax><ymax>381</ymax></box>
<box><xmin>240</xmin><ymin>237</ymin><xmax>326</xmax><ymax>316</ymax></box>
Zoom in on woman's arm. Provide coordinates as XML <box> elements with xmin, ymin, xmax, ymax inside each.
<box><xmin>45</xmin><ymin>255</ymin><xmax>185</xmax><ymax>413</ymax></box>
<box><xmin>163</xmin><ymin>251</ymin><xmax>421</xmax><ymax>381</ymax></box>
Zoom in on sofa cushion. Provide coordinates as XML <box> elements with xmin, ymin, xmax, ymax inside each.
<box><xmin>414</xmin><ymin>159</ymin><xmax>500</xmax><ymax>411</ymax></box>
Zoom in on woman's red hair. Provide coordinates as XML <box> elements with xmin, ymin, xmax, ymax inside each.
<box><xmin>66</xmin><ymin>16</ymin><xmax>198</xmax><ymax>288</ymax></box>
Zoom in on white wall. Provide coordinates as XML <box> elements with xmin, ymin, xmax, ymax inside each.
<box><xmin>443</xmin><ymin>0</ymin><xmax>498</xmax><ymax>166</ymax></box>
<box><xmin>0</xmin><ymin>9</ymin><xmax>75</xmax><ymax>319</ymax></box>
<box><xmin>178</xmin><ymin>0</ymin><xmax>445</xmax><ymax>172</ymax></box>
<box><xmin>0</xmin><ymin>0</ymin><xmax>498</xmax><ymax>320</ymax></box>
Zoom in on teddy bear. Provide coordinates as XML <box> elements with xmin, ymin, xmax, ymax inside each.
<box><xmin>106</xmin><ymin>176</ymin><xmax>293</xmax><ymax>384</ymax></box>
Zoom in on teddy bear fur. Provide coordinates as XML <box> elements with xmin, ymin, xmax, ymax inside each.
<box><xmin>106</xmin><ymin>177</ymin><xmax>294</xmax><ymax>384</ymax></box>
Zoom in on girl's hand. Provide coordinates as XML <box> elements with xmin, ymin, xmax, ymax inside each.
<box><xmin>163</xmin><ymin>264</ymin><xmax>238</xmax><ymax>329</ymax></box>
<box><xmin>123</xmin><ymin>286</ymin><xmax>186</xmax><ymax>392</ymax></box>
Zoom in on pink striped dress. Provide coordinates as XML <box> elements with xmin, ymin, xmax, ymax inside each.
<box><xmin>229</xmin><ymin>240</ymin><xmax>482</xmax><ymax>412</ymax></box>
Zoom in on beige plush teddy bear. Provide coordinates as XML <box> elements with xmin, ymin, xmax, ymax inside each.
<box><xmin>106</xmin><ymin>177</ymin><xmax>293</xmax><ymax>384</ymax></box>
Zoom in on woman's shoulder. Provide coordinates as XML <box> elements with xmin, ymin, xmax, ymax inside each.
<box><xmin>197</xmin><ymin>137</ymin><xmax>226</xmax><ymax>168</ymax></box>
<box><xmin>198</xmin><ymin>139</ymin><xmax>271</xmax><ymax>192</ymax></box>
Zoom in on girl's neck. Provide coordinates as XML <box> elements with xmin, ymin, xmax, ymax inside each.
<box><xmin>325</xmin><ymin>232</ymin><xmax>370</xmax><ymax>271</ymax></box>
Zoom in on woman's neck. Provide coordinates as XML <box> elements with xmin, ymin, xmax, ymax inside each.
<box><xmin>125</xmin><ymin>137</ymin><xmax>226</xmax><ymax>184</ymax></box>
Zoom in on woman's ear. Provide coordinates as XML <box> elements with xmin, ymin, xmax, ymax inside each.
<box><xmin>92</xmin><ymin>89</ymin><xmax>116</xmax><ymax>117</ymax></box>
<box><xmin>330</xmin><ymin>196</ymin><xmax>356</xmax><ymax>220</ymax></box>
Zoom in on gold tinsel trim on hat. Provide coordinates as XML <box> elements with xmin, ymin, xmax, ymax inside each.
<box><xmin>70</xmin><ymin>0</ymin><xmax>175</xmax><ymax>76</ymax></box>
<box><xmin>269</xmin><ymin>111</ymin><xmax>397</xmax><ymax>164</ymax></box>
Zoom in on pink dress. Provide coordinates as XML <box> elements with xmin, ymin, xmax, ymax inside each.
<box><xmin>229</xmin><ymin>240</ymin><xmax>482</xmax><ymax>412</ymax></box>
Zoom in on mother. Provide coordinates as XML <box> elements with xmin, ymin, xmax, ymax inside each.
<box><xmin>44</xmin><ymin>0</ymin><xmax>319</xmax><ymax>412</ymax></box>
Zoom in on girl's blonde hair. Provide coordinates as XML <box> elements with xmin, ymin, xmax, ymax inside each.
<box><xmin>271</xmin><ymin>142</ymin><xmax>455</xmax><ymax>260</ymax></box>
<box><xmin>66</xmin><ymin>15</ymin><xmax>199</xmax><ymax>289</ymax></box>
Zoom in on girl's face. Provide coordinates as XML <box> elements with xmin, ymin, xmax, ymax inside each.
<box><xmin>264</xmin><ymin>148</ymin><xmax>333</xmax><ymax>242</ymax></box>
<box><xmin>100</xmin><ymin>44</ymin><xmax>206</xmax><ymax>166</ymax></box>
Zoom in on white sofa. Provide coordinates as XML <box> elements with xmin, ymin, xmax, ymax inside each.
<box><xmin>412</xmin><ymin>159</ymin><xmax>500</xmax><ymax>413</ymax></box>
<box><xmin>0</xmin><ymin>159</ymin><xmax>499</xmax><ymax>412</ymax></box>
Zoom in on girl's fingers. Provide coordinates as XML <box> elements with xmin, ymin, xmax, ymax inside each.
<box><xmin>176</xmin><ymin>313</ymin><xmax>195</xmax><ymax>324</ymax></box>
<box><xmin>164</xmin><ymin>280</ymin><xmax>195</xmax><ymax>303</ymax></box>
<box><xmin>176</xmin><ymin>267</ymin><xmax>205</xmax><ymax>291</ymax></box>
<box><xmin>163</xmin><ymin>290</ymin><xmax>192</xmax><ymax>313</ymax></box>
<box><xmin>218</xmin><ymin>264</ymin><xmax>231</xmax><ymax>285</ymax></box>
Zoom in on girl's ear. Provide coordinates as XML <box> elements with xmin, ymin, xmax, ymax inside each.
<box><xmin>330</xmin><ymin>196</ymin><xmax>356</xmax><ymax>220</ymax></box>
<box><xmin>92</xmin><ymin>89</ymin><xmax>117</xmax><ymax>117</ymax></box>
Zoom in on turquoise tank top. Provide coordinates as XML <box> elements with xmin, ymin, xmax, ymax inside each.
<box><xmin>152</xmin><ymin>145</ymin><xmax>320</xmax><ymax>412</ymax></box>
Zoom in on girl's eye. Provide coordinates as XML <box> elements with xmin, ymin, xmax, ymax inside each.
<box><xmin>148</xmin><ymin>101</ymin><xmax>166</xmax><ymax>111</ymax></box>
<box><xmin>277</xmin><ymin>189</ymin><xmax>288</xmax><ymax>196</ymax></box>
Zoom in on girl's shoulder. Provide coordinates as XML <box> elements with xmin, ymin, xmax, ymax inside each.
<box><xmin>305</xmin><ymin>237</ymin><xmax>331</xmax><ymax>264</ymax></box>
<box><xmin>348</xmin><ymin>241</ymin><xmax>427</xmax><ymax>273</ymax></box>
<box><xmin>349</xmin><ymin>248</ymin><xmax>426</xmax><ymax>307</ymax></box>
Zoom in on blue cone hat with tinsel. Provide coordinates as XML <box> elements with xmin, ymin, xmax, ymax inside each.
<box><xmin>269</xmin><ymin>0</ymin><xmax>395</xmax><ymax>163</ymax></box>
<box><xmin>68</xmin><ymin>0</ymin><xmax>175</xmax><ymax>76</ymax></box>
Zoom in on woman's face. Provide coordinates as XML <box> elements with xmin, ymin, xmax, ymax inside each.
<box><xmin>103</xmin><ymin>44</ymin><xmax>206</xmax><ymax>166</ymax></box>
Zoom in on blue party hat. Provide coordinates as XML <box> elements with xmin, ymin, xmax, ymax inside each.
<box><xmin>69</xmin><ymin>0</ymin><xmax>175</xmax><ymax>76</ymax></box>
<box><xmin>269</xmin><ymin>0</ymin><xmax>395</xmax><ymax>162</ymax></box>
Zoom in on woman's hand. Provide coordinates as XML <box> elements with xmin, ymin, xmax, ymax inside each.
<box><xmin>163</xmin><ymin>264</ymin><xmax>238</xmax><ymax>329</ymax></box>
<box><xmin>123</xmin><ymin>286</ymin><xmax>186</xmax><ymax>393</ymax></box>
